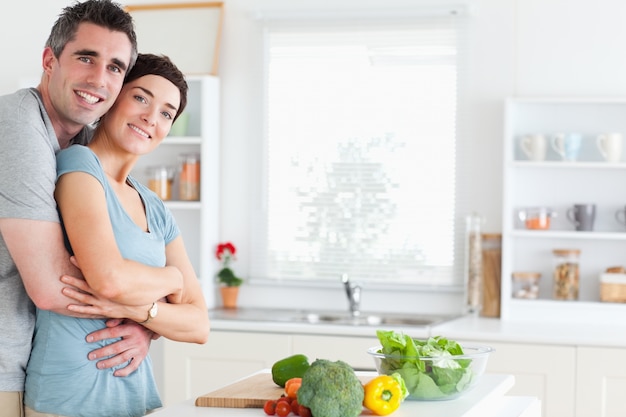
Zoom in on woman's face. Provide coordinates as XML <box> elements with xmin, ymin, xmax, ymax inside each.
<box><xmin>101</xmin><ymin>74</ymin><xmax>180</xmax><ymax>155</ymax></box>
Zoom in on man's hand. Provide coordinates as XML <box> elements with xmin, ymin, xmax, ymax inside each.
<box><xmin>86</xmin><ymin>319</ymin><xmax>155</xmax><ymax>377</ymax></box>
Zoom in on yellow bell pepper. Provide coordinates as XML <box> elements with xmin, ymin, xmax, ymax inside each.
<box><xmin>363</xmin><ymin>375</ymin><xmax>403</xmax><ymax>415</ymax></box>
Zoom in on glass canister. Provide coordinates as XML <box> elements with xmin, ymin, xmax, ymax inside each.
<box><xmin>178</xmin><ymin>153</ymin><xmax>200</xmax><ymax>201</ymax></box>
<box><xmin>146</xmin><ymin>165</ymin><xmax>175</xmax><ymax>201</ymax></box>
<box><xmin>465</xmin><ymin>213</ymin><xmax>484</xmax><ymax>314</ymax></box>
<box><xmin>552</xmin><ymin>249</ymin><xmax>580</xmax><ymax>300</ymax></box>
<box><xmin>512</xmin><ymin>272</ymin><xmax>541</xmax><ymax>299</ymax></box>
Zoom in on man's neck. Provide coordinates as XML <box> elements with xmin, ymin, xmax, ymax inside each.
<box><xmin>36</xmin><ymin>82</ymin><xmax>84</xmax><ymax>149</ymax></box>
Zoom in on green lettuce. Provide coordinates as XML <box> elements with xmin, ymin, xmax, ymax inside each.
<box><xmin>375</xmin><ymin>330</ymin><xmax>475</xmax><ymax>400</ymax></box>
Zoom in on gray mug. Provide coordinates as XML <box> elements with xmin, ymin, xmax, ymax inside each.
<box><xmin>567</xmin><ymin>204</ymin><xmax>596</xmax><ymax>231</ymax></box>
<box><xmin>616</xmin><ymin>206</ymin><xmax>626</xmax><ymax>227</ymax></box>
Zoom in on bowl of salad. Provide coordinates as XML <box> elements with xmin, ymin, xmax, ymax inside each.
<box><xmin>367</xmin><ymin>330</ymin><xmax>494</xmax><ymax>401</ymax></box>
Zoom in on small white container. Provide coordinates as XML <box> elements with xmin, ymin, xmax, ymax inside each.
<box><xmin>512</xmin><ymin>272</ymin><xmax>541</xmax><ymax>299</ymax></box>
<box><xmin>600</xmin><ymin>273</ymin><xmax>626</xmax><ymax>303</ymax></box>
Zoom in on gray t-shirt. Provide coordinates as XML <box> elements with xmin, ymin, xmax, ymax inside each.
<box><xmin>0</xmin><ymin>88</ymin><xmax>90</xmax><ymax>391</ymax></box>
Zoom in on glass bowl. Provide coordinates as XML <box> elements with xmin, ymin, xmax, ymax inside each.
<box><xmin>367</xmin><ymin>344</ymin><xmax>494</xmax><ymax>401</ymax></box>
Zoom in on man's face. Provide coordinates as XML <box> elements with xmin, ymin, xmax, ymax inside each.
<box><xmin>44</xmin><ymin>22</ymin><xmax>133</xmax><ymax>130</ymax></box>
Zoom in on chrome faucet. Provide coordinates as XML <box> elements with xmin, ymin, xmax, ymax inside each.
<box><xmin>341</xmin><ymin>274</ymin><xmax>361</xmax><ymax>317</ymax></box>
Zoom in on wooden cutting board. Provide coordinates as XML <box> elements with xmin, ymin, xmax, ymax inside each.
<box><xmin>195</xmin><ymin>373</ymin><xmax>284</xmax><ymax>408</ymax></box>
<box><xmin>195</xmin><ymin>372</ymin><xmax>375</xmax><ymax>408</ymax></box>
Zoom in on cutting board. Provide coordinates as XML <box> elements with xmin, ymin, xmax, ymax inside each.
<box><xmin>195</xmin><ymin>372</ymin><xmax>375</xmax><ymax>408</ymax></box>
<box><xmin>195</xmin><ymin>373</ymin><xmax>284</xmax><ymax>408</ymax></box>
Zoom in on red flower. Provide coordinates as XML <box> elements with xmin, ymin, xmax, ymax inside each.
<box><xmin>216</xmin><ymin>242</ymin><xmax>236</xmax><ymax>261</ymax></box>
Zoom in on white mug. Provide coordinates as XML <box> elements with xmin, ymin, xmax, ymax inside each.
<box><xmin>551</xmin><ymin>133</ymin><xmax>583</xmax><ymax>161</ymax></box>
<box><xmin>520</xmin><ymin>134</ymin><xmax>547</xmax><ymax>161</ymax></box>
<box><xmin>596</xmin><ymin>133</ymin><xmax>623</xmax><ymax>162</ymax></box>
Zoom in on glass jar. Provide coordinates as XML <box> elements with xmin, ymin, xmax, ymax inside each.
<box><xmin>146</xmin><ymin>165</ymin><xmax>175</xmax><ymax>201</ymax></box>
<box><xmin>179</xmin><ymin>153</ymin><xmax>200</xmax><ymax>201</ymax></box>
<box><xmin>552</xmin><ymin>249</ymin><xmax>580</xmax><ymax>300</ymax></box>
<box><xmin>512</xmin><ymin>272</ymin><xmax>541</xmax><ymax>299</ymax></box>
<box><xmin>517</xmin><ymin>207</ymin><xmax>556</xmax><ymax>230</ymax></box>
<box><xmin>465</xmin><ymin>213</ymin><xmax>484</xmax><ymax>314</ymax></box>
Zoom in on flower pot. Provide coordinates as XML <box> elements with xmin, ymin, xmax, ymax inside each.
<box><xmin>220</xmin><ymin>286</ymin><xmax>240</xmax><ymax>309</ymax></box>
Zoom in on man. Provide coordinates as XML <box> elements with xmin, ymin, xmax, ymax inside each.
<box><xmin>0</xmin><ymin>2</ymin><xmax>155</xmax><ymax>416</ymax></box>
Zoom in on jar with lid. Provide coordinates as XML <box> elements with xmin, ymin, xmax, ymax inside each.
<box><xmin>552</xmin><ymin>249</ymin><xmax>580</xmax><ymax>300</ymax></box>
<box><xmin>146</xmin><ymin>165</ymin><xmax>175</xmax><ymax>201</ymax></box>
<box><xmin>178</xmin><ymin>153</ymin><xmax>200</xmax><ymax>201</ymax></box>
<box><xmin>512</xmin><ymin>272</ymin><xmax>541</xmax><ymax>299</ymax></box>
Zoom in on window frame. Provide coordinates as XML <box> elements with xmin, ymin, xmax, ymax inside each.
<box><xmin>244</xmin><ymin>10</ymin><xmax>471</xmax><ymax>291</ymax></box>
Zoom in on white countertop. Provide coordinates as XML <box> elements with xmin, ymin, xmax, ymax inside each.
<box><xmin>209</xmin><ymin>308</ymin><xmax>626</xmax><ymax>348</ymax></box>
<box><xmin>150</xmin><ymin>371</ymin><xmax>540</xmax><ymax>417</ymax></box>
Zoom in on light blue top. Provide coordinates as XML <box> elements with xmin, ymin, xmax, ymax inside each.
<box><xmin>25</xmin><ymin>145</ymin><xmax>180</xmax><ymax>417</ymax></box>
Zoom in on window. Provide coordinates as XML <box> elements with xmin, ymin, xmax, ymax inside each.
<box><xmin>251</xmin><ymin>10</ymin><xmax>467</xmax><ymax>286</ymax></box>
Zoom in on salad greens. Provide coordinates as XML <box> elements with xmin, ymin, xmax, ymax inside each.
<box><xmin>375</xmin><ymin>330</ymin><xmax>475</xmax><ymax>400</ymax></box>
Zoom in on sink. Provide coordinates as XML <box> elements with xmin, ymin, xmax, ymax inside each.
<box><xmin>294</xmin><ymin>311</ymin><xmax>453</xmax><ymax>326</ymax></box>
<box><xmin>209</xmin><ymin>307</ymin><xmax>459</xmax><ymax>328</ymax></box>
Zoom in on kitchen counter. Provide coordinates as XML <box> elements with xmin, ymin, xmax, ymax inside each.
<box><xmin>150</xmin><ymin>370</ymin><xmax>540</xmax><ymax>417</ymax></box>
<box><xmin>209</xmin><ymin>308</ymin><xmax>626</xmax><ymax>348</ymax></box>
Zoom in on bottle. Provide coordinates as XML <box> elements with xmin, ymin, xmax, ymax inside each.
<box><xmin>552</xmin><ymin>249</ymin><xmax>580</xmax><ymax>300</ymax></box>
<box><xmin>465</xmin><ymin>213</ymin><xmax>484</xmax><ymax>314</ymax></box>
<box><xmin>178</xmin><ymin>153</ymin><xmax>200</xmax><ymax>201</ymax></box>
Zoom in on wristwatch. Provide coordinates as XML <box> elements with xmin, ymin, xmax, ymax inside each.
<box><xmin>141</xmin><ymin>302</ymin><xmax>158</xmax><ymax>324</ymax></box>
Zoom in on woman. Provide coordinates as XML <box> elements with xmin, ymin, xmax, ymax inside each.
<box><xmin>24</xmin><ymin>54</ymin><xmax>210</xmax><ymax>417</ymax></box>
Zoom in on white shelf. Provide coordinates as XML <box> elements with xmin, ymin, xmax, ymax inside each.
<box><xmin>511</xmin><ymin>161</ymin><xmax>626</xmax><ymax>169</ymax></box>
<box><xmin>509</xmin><ymin>230</ymin><xmax>626</xmax><ymax>240</ymax></box>
<box><xmin>163</xmin><ymin>136</ymin><xmax>202</xmax><ymax>145</ymax></box>
<box><xmin>501</xmin><ymin>97</ymin><xmax>626</xmax><ymax>321</ymax></box>
<box><xmin>164</xmin><ymin>201</ymin><xmax>202</xmax><ymax>210</ymax></box>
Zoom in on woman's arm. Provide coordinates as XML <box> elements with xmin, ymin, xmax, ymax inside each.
<box><xmin>55</xmin><ymin>171</ymin><xmax>183</xmax><ymax>305</ymax></box>
<box><xmin>63</xmin><ymin>235</ymin><xmax>210</xmax><ymax>344</ymax></box>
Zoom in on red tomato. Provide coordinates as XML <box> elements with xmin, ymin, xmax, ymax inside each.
<box><xmin>290</xmin><ymin>399</ymin><xmax>300</xmax><ymax>415</ymax></box>
<box><xmin>276</xmin><ymin>401</ymin><xmax>291</xmax><ymax>417</ymax></box>
<box><xmin>298</xmin><ymin>405</ymin><xmax>312</xmax><ymax>417</ymax></box>
<box><xmin>263</xmin><ymin>400</ymin><xmax>277</xmax><ymax>415</ymax></box>
<box><xmin>277</xmin><ymin>396</ymin><xmax>292</xmax><ymax>405</ymax></box>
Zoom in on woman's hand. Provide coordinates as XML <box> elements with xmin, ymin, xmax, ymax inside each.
<box><xmin>61</xmin><ymin>275</ymin><xmax>150</xmax><ymax>323</ymax></box>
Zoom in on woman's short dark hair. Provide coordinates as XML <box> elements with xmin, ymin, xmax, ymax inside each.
<box><xmin>125</xmin><ymin>54</ymin><xmax>189</xmax><ymax>121</ymax></box>
<box><xmin>46</xmin><ymin>0</ymin><xmax>138</xmax><ymax>71</ymax></box>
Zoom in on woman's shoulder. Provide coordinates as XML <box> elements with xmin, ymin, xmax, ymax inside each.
<box><xmin>56</xmin><ymin>145</ymin><xmax>101</xmax><ymax>176</ymax></box>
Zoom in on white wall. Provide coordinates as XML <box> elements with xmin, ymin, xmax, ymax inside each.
<box><xmin>5</xmin><ymin>0</ymin><xmax>626</xmax><ymax>313</ymax></box>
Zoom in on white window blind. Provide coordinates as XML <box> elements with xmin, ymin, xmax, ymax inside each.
<box><xmin>251</xmin><ymin>11</ymin><xmax>467</xmax><ymax>286</ymax></box>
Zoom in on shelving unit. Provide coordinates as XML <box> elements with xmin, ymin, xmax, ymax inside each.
<box><xmin>131</xmin><ymin>75</ymin><xmax>220</xmax><ymax>308</ymax></box>
<box><xmin>501</xmin><ymin>97</ymin><xmax>626</xmax><ymax>321</ymax></box>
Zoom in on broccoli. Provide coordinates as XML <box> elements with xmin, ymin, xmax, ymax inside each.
<box><xmin>297</xmin><ymin>359</ymin><xmax>364</xmax><ymax>417</ymax></box>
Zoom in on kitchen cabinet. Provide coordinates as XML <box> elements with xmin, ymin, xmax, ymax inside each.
<box><xmin>465</xmin><ymin>340</ymin><xmax>576</xmax><ymax>417</ymax></box>
<box><xmin>156</xmin><ymin>330</ymin><xmax>391</xmax><ymax>406</ymax></box>
<box><xmin>575</xmin><ymin>346</ymin><xmax>626</xmax><ymax>417</ymax></box>
<box><xmin>131</xmin><ymin>75</ymin><xmax>220</xmax><ymax>307</ymax></box>
<box><xmin>291</xmin><ymin>334</ymin><xmax>379</xmax><ymax>370</ymax></box>
<box><xmin>158</xmin><ymin>331</ymin><xmax>291</xmax><ymax>406</ymax></box>
<box><xmin>501</xmin><ymin>98</ymin><xmax>626</xmax><ymax>322</ymax></box>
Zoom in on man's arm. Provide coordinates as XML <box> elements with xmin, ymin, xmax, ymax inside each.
<box><xmin>0</xmin><ymin>217</ymin><xmax>153</xmax><ymax>373</ymax></box>
<box><xmin>0</xmin><ymin>217</ymin><xmax>85</xmax><ymax>314</ymax></box>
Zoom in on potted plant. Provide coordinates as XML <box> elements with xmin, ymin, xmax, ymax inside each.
<box><xmin>215</xmin><ymin>242</ymin><xmax>243</xmax><ymax>308</ymax></box>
